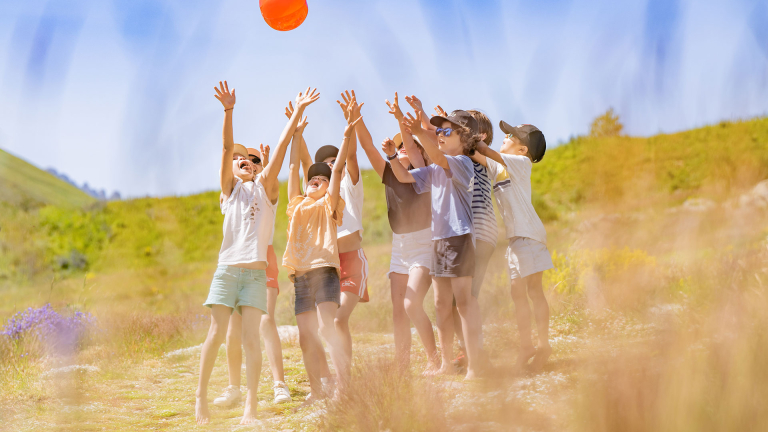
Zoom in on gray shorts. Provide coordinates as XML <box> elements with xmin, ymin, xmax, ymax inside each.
<box><xmin>204</xmin><ymin>265</ymin><xmax>267</xmax><ymax>314</ymax></box>
<box><xmin>294</xmin><ymin>267</ymin><xmax>341</xmax><ymax>315</ymax></box>
<box><xmin>505</xmin><ymin>237</ymin><xmax>553</xmax><ymax>280</ymax></box>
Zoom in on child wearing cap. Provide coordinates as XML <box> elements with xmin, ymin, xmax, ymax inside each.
<box><xmin>294</xmin><ymin>90</ymin><xmax>368</xmax><ymax>388</ymax></box>
<box><xmin>195</xmin><ymin>82</ymin><xmax>315</xmax><ymax>426</ymax></box>
<box><xmin>473</xmin><ymin>121</ymin><xmax>553</xmax><ymax>371</ymax></box>
<box><xmin>345</xmin><ymin>91</ymin><xmax>439</xmax><ymax>373</ymax></box>
<box><xmin>213</xmin><ymin>144</ymin><xmax>291</xmax><ymax>408</ymax></box>
<box><xmin>390</xmin><ymin>105</ymin><xmax>484</xmax><ymax>379</ymax></box>
<box><xmin>283</xmin><ymin>94</ymin><xmax>362</xmax><ymax>399</ymax></box>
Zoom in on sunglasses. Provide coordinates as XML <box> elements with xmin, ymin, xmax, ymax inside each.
<box><xmin>310</xmin><ymin>176</ymin><xmax>329</xmax><ymax>183</ymax></box>
<box><xmin>325</xmin><ymin>159</ymin><xmax>336</xmax><ymax>167</ymax></box>
<box><xmin>435</xmin><ymin>127</ymin><xmax>456</xmax><ymax>137</ymax></box>
<box><xmin>250</xmin><ymin>156</ymin><xmax>261</xmax><ymax>165</ymax></box>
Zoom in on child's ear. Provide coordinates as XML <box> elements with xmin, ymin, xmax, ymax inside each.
<box><xmin>520</xmin><ymin>145</ymin><xmax>529</xmax><ymax>156</ymax></box>
<box><xmin>480</xmin><ymin>133</ymin><xmax>487</xmax><ymax>141</ymax></box>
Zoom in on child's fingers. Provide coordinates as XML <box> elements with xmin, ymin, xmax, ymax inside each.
<box><xmin>224</xmin><ymin>81</ymin><xmax>229</xmax><ymax>93</ymax></box>
<box><xmin>358</xmin><ymin>102</ymin><xmax>364</xmax><ymax>110</ymax></box>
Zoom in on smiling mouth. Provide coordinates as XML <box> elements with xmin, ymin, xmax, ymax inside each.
<box><xmin>238</xmin><ymin>161</ymin><xmax>250</xmax><ymax>170</ymax></box>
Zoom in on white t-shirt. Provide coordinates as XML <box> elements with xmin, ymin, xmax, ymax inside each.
<box><xmin>221</xmin><ymin>173</ymin><xmax>277</xmax><ymax>246</ymax></box>
<box><xmin>485</xmin><ymin>154</ymin><xmax>547</xmax><ymax>245</ymax></box>
<box><xmin>218</xmin><ymin>178</ymin><xmax>277</xmax><ymax>265</ymax></box>
<box><xmin>337</xmin><ymin>168</ymin><xmax>364</xmax><ymax>238</ymax></box>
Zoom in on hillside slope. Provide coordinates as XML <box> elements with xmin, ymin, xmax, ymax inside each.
<box><xmin>1</xmin><ymin>117</ymin><xmax>767</xmax><ymax>281</ymax></box>
<box><xmin>0</xmin><ymin>148</ymin><xmax>96</xmax><ymax>209</ymax></box>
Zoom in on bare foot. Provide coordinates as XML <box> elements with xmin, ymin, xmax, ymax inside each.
<box><xmin>530</xmin><ymin>344</ymin><xmax>552</xmax><ymax>372</ymax></box>
<box><xmin>421</xmin><ymin>361</ymin><xmax>441</xmax><ymax>377</ymax></box>
<box><xmin>516</xmin><ymin>346</ymin><xmax>536</xmax><ymax>370</ymax></box>
<box><xmin>432</xmin><ymin>362</ymin><xmax>454</xmax><ymax>376</ymax></box>
<box><xmin>195</xmin><ymin>396</ymin><xmax>210</xmax><ymax>425</ymax></box>
<box><xmin>239</xmin><ymin>390</ymin><xmax>259</xmax><ymax>425</ymax></box>
<box><xmin>464</xmin><ymin>369</ymin><xmax>479</xmax><ymax>380</ymax></box>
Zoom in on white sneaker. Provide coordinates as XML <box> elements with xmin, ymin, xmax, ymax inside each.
<box><xmin>213</xmin><ymin>385</ymin><xmax>241</xmax><ymax>407</ymax></box>
<box><xmin>273</xmin><ymin>381</ymin><xmax>291</xmax><ymax>404</ymax></box>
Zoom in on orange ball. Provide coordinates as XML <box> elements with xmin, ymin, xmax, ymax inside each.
<box><xmin>260</xmin><ymin>0</ymin><xmax>308</xmax><ymax>31</ymax></box>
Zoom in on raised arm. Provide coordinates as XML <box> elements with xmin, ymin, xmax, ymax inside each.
<box><xmin>214</xmin><ymin>81</ymin><xmax>237</xmax><ymax>196</ymax></box>
<box><xmin>261</xmin><ymin>88</ymin><xmax>319</xmax><ymax>202</ymax></box>
<box><xmin>259</xmin><ymin>144</ymin><xmax>270</xmax><ymax>167</ymax></box>
<box><xmin>476</xmin><ymin>141</ymin><xmax>504</xmax><ymax>166</ymax></box>
<box><xmin>386</xmin><ymin>92</ymin><xmax>425</xmax><ymax>169</ymax></box>
<box><xmin>402</xmin><ymin>111</ymin><xmax>448</xmax><ymax>170</ymax></box>
<box><xmin>405</xmin><ymin>95</ymin><xmax>437</xmax><ymax>132</ymax></box>
<box><xmin>329</xmin><ymin>102</ymin><xmax>363</xmax><ymax>210</ymax></box>
<box><xmin>338</xmin><ymin>90</ymin><xmax>362</xmax><ymax>184</ymax></box>
<box><xmin>285</xmin><ymin>101</ymin><xmax>313</xmax><ymax>191</ymax></box>
<box><xmin>381</xmin><ymin>138</ymin><xmax>415</xmax><ymax>183</ymax></box>
<box><xmin>356</xmin><ymin>116</ymin><xmax>386</xmax><ymax>179</ymax></box>
<box><xmin>288</xmin><ymin>117</ymin><xmax>308</xmax><ymax>200</ymax></box>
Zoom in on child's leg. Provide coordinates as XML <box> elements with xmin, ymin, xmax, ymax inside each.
<box><xmin>239</xmin><ymin>306</ymin><xmax>264</xmax><ymax>425</ymax></box>
<box><xmin>404</xmin><ymin>268</ymin><xmax>439</xmax><ymax>371</ymax></box>
<box><xmin>225</xmin><ymin>312</ymin><xmax>242</xmax><ymax>387</ymax></box>
<box><xmin>196</xmin><ymin>305</ymin><xmax>232</xmax><ymax>425</ymax></box>
<box><xmin>452</xmin><ymin>276</ymin><xmax>483</xmax><ymax>379</ymax></box>
<box><xmin>510</xmin><ymin>277</ymin><xmax>536</xmax><ymax>366</ymax></box>
<box><xmin>432</xmin><ymin>277</ymin><xmax>455</xmax><ymax>374</ymax></box>
<box><xmin>526</xmin><ymin>272</ymin><xmax>552</xmax><ymax>368</ymax></box>
<box><xmin>389</xmin><ymin>273</ymin><xmax>412</xmax><ymax>369</ymax></box>
<box><xmin>296</xmin><ymin>311</ymin><xmax>324</xmax><ymax>397</ymax></box>
<box><xmin>317</xmin><ymin>301</ymin><xmax>350</xmax><ymax>391</ymax></box>
<box><xmin>260</xmin><ymin>287</ymin><xmax>284</xmax><ymax>383</ymax></box>
<box><xmin>452</xmin><ymin>301</ymin><xmax>463</xmax><ymax>351</ymax></box>
<box><xmin>334</xmin><ymin>291</ymin><xmax>360</xmax><ymax>366</ymax></box>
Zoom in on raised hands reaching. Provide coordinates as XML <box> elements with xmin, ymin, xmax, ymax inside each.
<box><xmin>385</xmin><ymin>92</ymin><xmax>404</xmax><ymax>121</ymax></box>
<box><xmin>259</xmin><ymin>144</ymin><xmax>270</xmax><ymax>166</ymax></box>
<box><xmin>404</xmin><ymin>94</ymin><xmax>424</xmax><ymax>115</ymax></box>
<box><xmin>381</xmin><ymin>137</ymin><xmax>396</xmax><ymax>156</ymax></box>
<box><xmin>214</xmin><ymin>81</ymin><xmax>236</xmax><ymax>109</ymax></box>
<box><xmin>401</xmin><ymin>111</ymin><xmax>425</xmax><ymax>136</ymax></box>
<box><xmin>337</xmin><ymin>90</ymin><xmax>364</xmax><ymax>121</ymax></box>
<box><xmin>434</xmin><ymin>105</ymin><xmax>448</xmax><ymax>117</ymax></box>
<box><xmin>343</xmin><ymin>99</ymin><xmax>364</xmax><ymax>138</ymax></box>
<box><xmin>295</xmin><ymin>87</ymin><xmax>320</xmax><ymax>110</ymax></box>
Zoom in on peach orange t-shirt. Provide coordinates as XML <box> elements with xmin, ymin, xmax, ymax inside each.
<box><xmin>283</xmin><ymin>194</ymin><xmax>345</xmax><ymax>279</ymax></box>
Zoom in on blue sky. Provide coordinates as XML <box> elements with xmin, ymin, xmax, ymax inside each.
<box><xmin>1</xmin><ymin>0</ymin><xmax>766</xmax><ymax>197</ymax></box>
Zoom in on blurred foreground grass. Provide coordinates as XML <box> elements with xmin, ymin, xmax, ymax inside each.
<box><xmin>1</xmin><ymin>117</ymin><xmax>768</xmax><ymax>431</ymax></box>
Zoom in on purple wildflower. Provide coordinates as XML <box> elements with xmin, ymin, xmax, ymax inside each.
<box><xmin>1</xmin><ymin>304</ymin><xmax>94</xmax><ymax>356</ymax></box>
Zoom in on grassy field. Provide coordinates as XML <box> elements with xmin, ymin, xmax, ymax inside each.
<box><xmin>1</xmin><ymin>117</ymin><xmax>768</xmax><ymax>431</ymax></box>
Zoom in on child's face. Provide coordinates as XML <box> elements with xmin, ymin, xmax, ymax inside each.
<box><xmin>436</xmin><ymin>121</ymin><xmax>463</xmax><ymax>156</ymax></box>
<box><xmin>306</xmin><ymin>175</ymin><xmax>329</xmax><ymax>199</ymax></box>
<box><xmin>500</xmin><ymin>134</ymin><xmax>529</xmax><ymax>158</ymax></box>
<box><xmin>396</xmin><ymin>142</ymin><xmax>417</xmax><ymax>167</ymax></box>
<box><xmin>232</xmin><ymin>155</ymin><xmax>255</xmax><ymax>181</ymax></box>
<box><xmin>323</xmin><ymin>156</ymin><xmax>339</xmax><ymax>170</ymax></box>
<box><xmin>250</xmin><ymin>156</ymin><xmax>264</xmax><ymax>176</ymax></box>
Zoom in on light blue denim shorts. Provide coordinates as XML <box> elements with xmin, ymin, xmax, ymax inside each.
<box><xmin>204</xmin><ymin>265</ymin><xmax>268</xmax><ymax>314</ymax></box>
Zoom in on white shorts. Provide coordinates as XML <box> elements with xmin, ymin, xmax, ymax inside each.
<box><xmin>389</xmin><ymin>228</ymin><xmax>433</xmax><ymax>277</ymax></box>
<box><xmin>505</xmin><ymin>237</ymin><xmax>553</xmax><ymax>280</ymax></box>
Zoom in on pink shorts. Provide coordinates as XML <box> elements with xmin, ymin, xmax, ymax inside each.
<box><xmin>339</xmin><ymin>249</ymin><xmax>370</xmax><ymax>302</ymax></box>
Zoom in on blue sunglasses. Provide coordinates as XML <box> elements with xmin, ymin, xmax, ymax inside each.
<box><xmin>435</xmin><ymin>127</ymin><xmax>455</xmax><ymax>137</ymax></box>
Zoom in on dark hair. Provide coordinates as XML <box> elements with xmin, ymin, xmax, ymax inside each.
<box><xmin>453</xmin><ymin>125</ymin><xmax>481</xmax><ymax>156</ymax></box>
<box><xmin>467</xmin><ymin>110</ymin><xmax>493</xmax><ymax>146</ymax></box>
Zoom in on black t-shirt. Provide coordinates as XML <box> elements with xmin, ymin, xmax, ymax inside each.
<box><xmin>382</xmin><ymin>162</ymin><xmax>432</xmax><ymax>234</ymax></box>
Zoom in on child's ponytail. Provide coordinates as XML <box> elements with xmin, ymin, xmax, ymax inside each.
<box><xmin>455</xmin><ymin>125</ymin><xmax>482</xmax><ymax>156</ymax></box>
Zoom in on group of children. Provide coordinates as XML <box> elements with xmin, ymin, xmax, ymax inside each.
<box><xmin>195</xmin><ymin>81</ymin><xmax>553</xmax><ymax>425</ymax></box>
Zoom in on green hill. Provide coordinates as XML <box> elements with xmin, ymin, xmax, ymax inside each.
<box><xmin>0</xmin><ymin>148</ymin><xmax>97</xmax><ymax>209</ymax></box>
<box><xmin>1</xmin><ymin>117</ymin><xmax>767</xmax><ymax>282</ymax></box>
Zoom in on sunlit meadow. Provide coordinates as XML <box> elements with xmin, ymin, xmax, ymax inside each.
<box><xmin>2</xmin><ymin>115</ymin><xmax>768</xmax><ymax>431</ymax></box>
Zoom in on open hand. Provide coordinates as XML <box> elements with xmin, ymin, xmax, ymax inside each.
<box><xmin>259</xmin><ymin>144</ymin><xmax>270</xmax><ymax>166</ymax></box>
<box><xmin>385</xmin><ymin>92</ymin><xmax>404</xmax><ymax>121</ymax></box>
<box><xmin>338</xmin><ymin>90</ymin><xmax>363</xmax><ymax>121</ymax></box>
<box><xmin>401</xmin><ymin>111</ymin><xmax>424</xmax><ymax>136</ymax></box>
<box><xmin>214</xmin><ymin>81</ymin><xmax>236</xmax><ymax>109</ymax></box>
<box><xmin>404</xmin><ymin>95</ymin><xmax>424</xmax><ymax>114</ymax></box>
<box><xmin>434</xmin><ymin>105</ymin><xmax>448</xmax><ymax>117</ymax></box>
<box><xmin>343</xmin><ymin>101</ymin><xmax>363</xmax><ymax>138</ymax></box>
<box><xmin>296</xmin><ymin>116</ymin><xmax>309</xmax><ymax>134</ymax></box>
<box><xmin>381</xmin><ymin>138</ymin><xmax>396</xmax><ymax>156</ymax></box>
<box><xmin>284</xmin><ymin>101</ymin><xmax>295</xmax><ymax>119</ymax></box>
<box><xmin>295</xmin><ymin>87</ymin><xmax>320</xmax><ymax>110</ymax></box>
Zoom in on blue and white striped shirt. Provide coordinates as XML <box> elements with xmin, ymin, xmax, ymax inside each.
<box><xmin>472</xmin><ymin>162</ymin><xmax>498</xmax><ymax>245</ymax></box>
